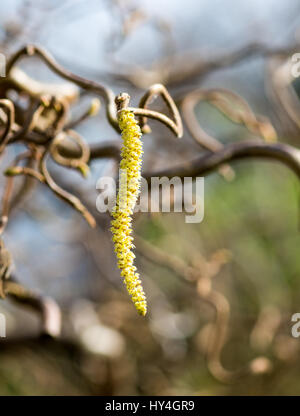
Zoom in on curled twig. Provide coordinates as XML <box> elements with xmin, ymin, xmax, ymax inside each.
<box><xmin>136</xmin><ymin>83</ymin><xmax>183</xmax><ymax>137</ymax></box>
<box><xmin>4</xmin><ymin>278</ymin><xmax>61</xmax><ymax>337</ymax></box>
<box><xmin>50</xmin><ymin>129</ymin><xmax>90</xmax><ymax>177</ymax></box>
<box><xmin>9</xmin><ymin>97</ymin><xmax>44</xmax><ymax>143</ymax></box>
<box><xmin>65</xmin><ymin>98</ymin><xmax>101</xmax><ymax>129</ymax></box>
<box><xmin>1</xmin><ymin>150</ymin><xmax>35</xmax><ymax>233</ymax></box>
<box><xmin>6</xmin><ymin>46</ymin><xmax>183</xmax><ymax>140</ymax></box>
<box><xmin>0</xmin><ymin>99</ymin><xmax>15</xmax><ymax>152</ymax></box>
<box><xmin>6</xmin><ymin>44</ymin><xmax>119</xmax><ymax>132</ymax></box>
<box><xmin>5</xmin><ymin>165</ymin><xmax>45</xmax><ymax>182</ymax></box>
<box><xmin>40</xmin><ymin>149</ymin><xmax>96</xmax><ymax>227</ymax></box>
<box><xmin>182</xmin><ymin>88</ymin><xmax>277</xmax><ymax>145</ymax></box>
<box><xmin>144</xmin><ymin>140</ymin><xmax>300</xmax><ymax>181</ymax></box>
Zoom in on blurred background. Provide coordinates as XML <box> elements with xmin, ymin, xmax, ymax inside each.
<box><xmin>0</xmin><ymin>0</ymin><xmax>300</xmax><ymax>395</ymax></box>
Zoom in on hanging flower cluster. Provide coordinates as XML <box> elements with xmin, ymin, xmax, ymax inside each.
<box><xmin>111</xmin><ymin>109</ymin><xmax>147</xmax><ymax>316</ymax></box>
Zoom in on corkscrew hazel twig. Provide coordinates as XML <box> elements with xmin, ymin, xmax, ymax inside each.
<box><xmin>40</xmin><ymin>149</ymin><xmax>96</xmax><ymax>228</ymax></box>
<box><xmin>4</xmin><ymin>278</ymin><xmax>61</xmax><ymax>337</ymax></box>
<box><xmin>50</xmin><ymin>129</ymin><xmax>90</xmax><ymax>177</ymax></box>
<box><xmin>4</xmin><ymin>149</ymin><xmax>96</xmax><ymax>228</ymax></box>
<box><xmin>135</xmin><ymin>83</ymin><xmax>183</xmax><ymax>137</ymax></box>
<box><xmin>6</xmin><ymin>44</ymin><xmax>119</xmax><ymax>133</ymax></box>
<box><xmin>0</xmin><ymin>99</ymin><xmax>15</xmax><ymax>152</ymax></box>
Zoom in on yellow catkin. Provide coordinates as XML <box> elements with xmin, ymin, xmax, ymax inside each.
<box><xmin>111</xmin><ymin>109</ymin><xmax>147</xmax><ymax>316</ymax></box>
